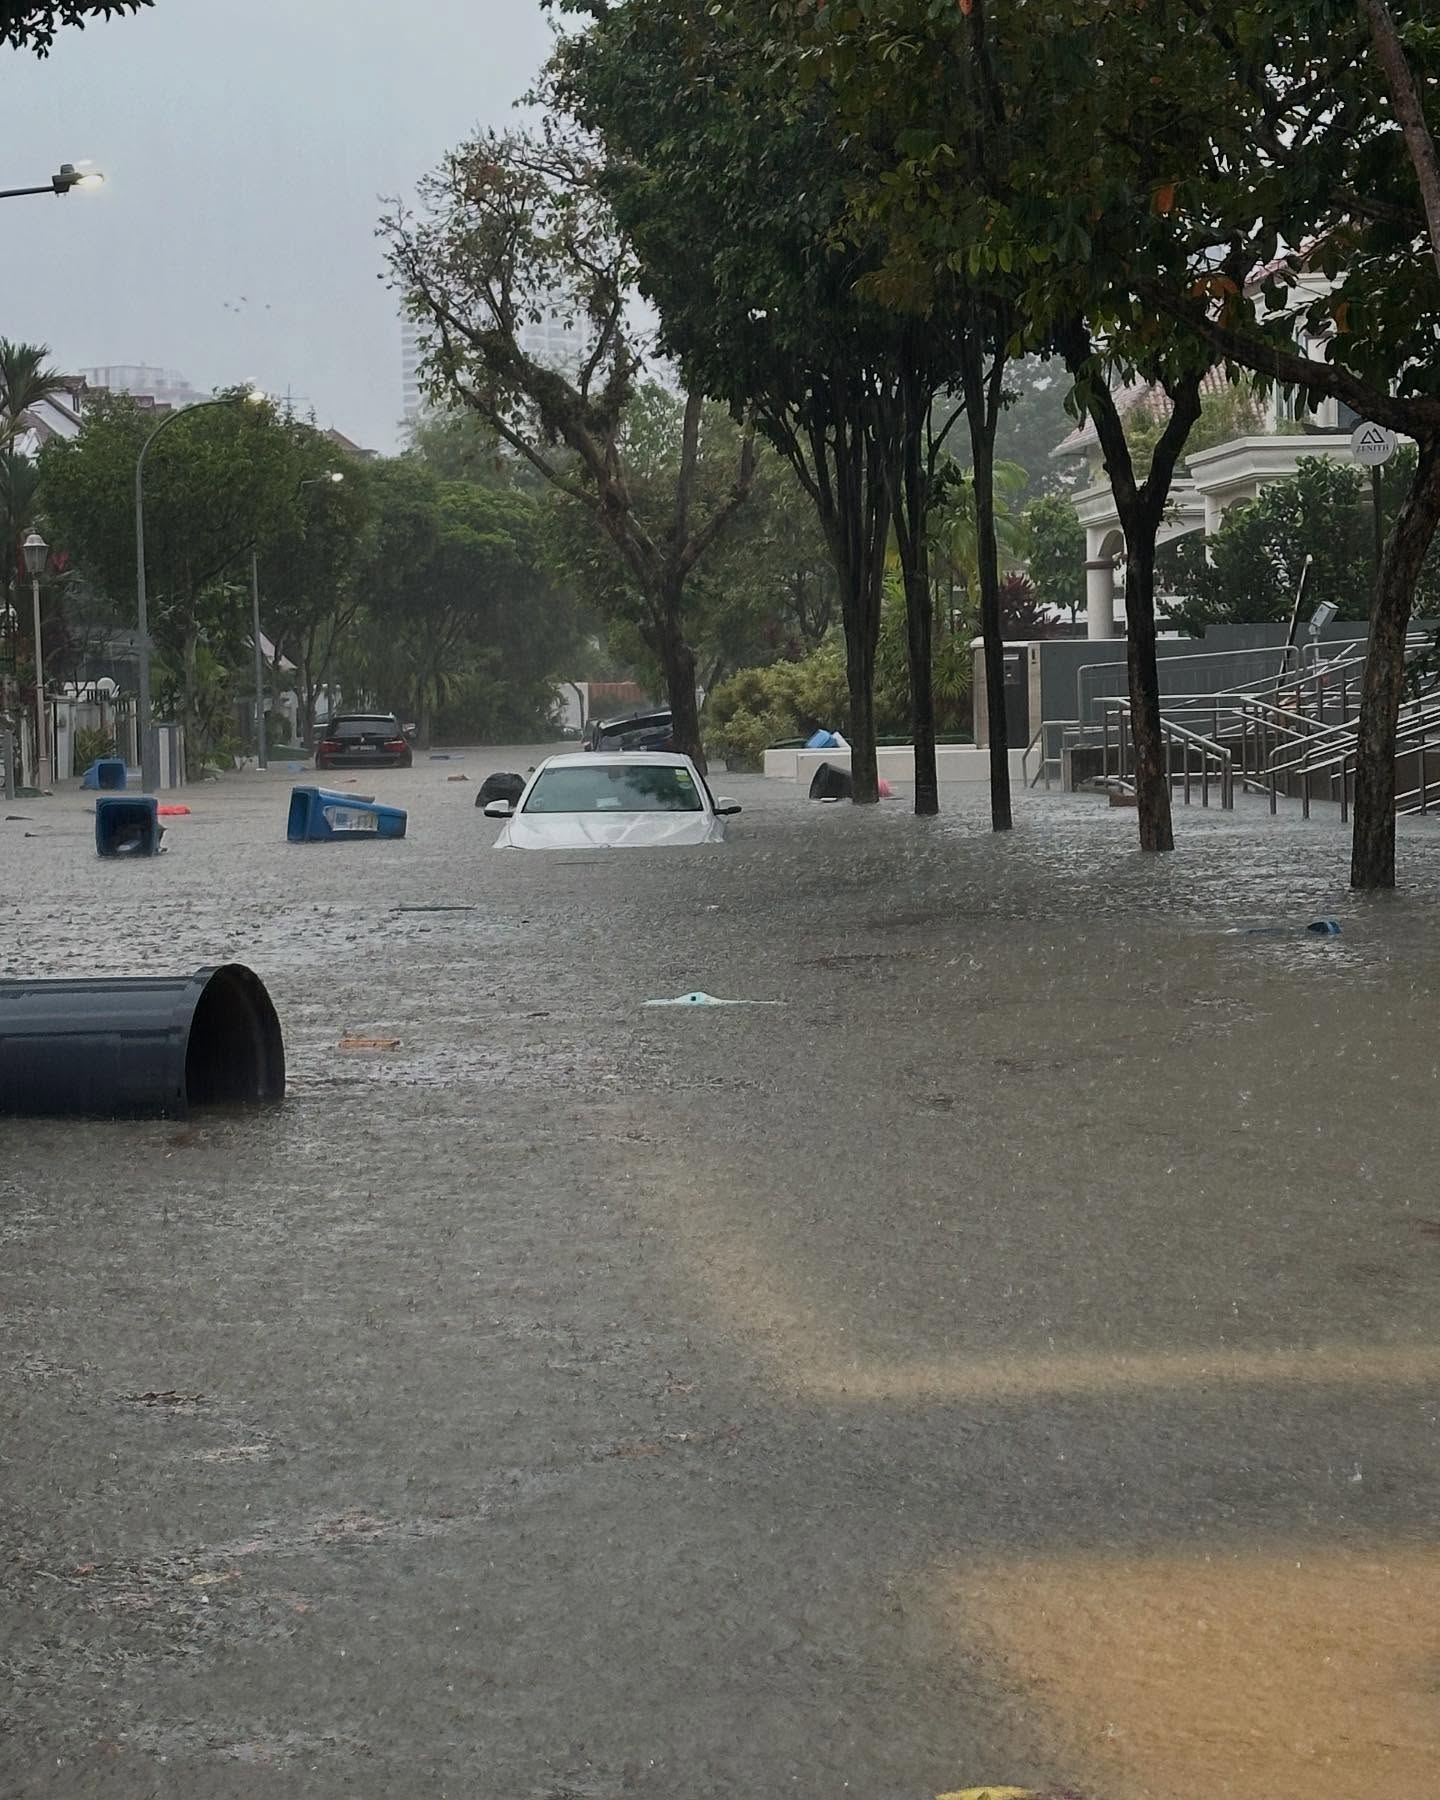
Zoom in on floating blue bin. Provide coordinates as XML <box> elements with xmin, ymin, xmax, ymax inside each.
<box><xmin>95</xmin><ymin>795</ymin><xmax>162</xmax><ymax>857</ymax></box>
<box><xmin>82</xmin><ymin>758</ymin><xmax>128</xmax><ymax>791</ymax></box>
<box><xmin>287</xmin><ymin>785</ymin><xmax>408</xmax><ymax>843</ymax></box>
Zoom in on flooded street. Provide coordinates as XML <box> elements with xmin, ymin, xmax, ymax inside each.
<box><xmin>4</xmin><ymin>756</ymin><xmax>1440</xmax><ymax>1798</ymax></box>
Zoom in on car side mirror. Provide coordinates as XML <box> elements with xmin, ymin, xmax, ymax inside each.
<box><xmin>483</xmin><ymin>799</ymin><xmax>515</xmax><ymax>818</ymax></box>
<box><xmin>714</xmin><ymin>799</ymin><xmax>742</xmax><ymax>817</ymax></box>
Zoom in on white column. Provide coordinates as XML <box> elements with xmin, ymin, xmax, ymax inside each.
<box><xmin>1085</xmin><ymin>556</ymin><xmax>1116</xmax><ymax>640</ymax></box>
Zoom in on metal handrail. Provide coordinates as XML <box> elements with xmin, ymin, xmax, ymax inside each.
<box><xmin>1022</xmin><ymin>721</ymin><xmax>1046</xmax><ymax>789</ymax></box>
<box><xmin>1101</xmin><ymin>696</ymin><xmax>1234</xmax><ymax>808</ymax></box>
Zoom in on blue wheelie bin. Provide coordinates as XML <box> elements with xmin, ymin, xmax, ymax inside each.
<box><xmin>287</xmin><ymin>786</ymin><xmax>408</xmax><ymax>843</ymax></box>
<box><xmin>95</xmin><ymin>795</ymin><xmax>162</xmax><ymax>857</ymax></box>
<box><xmin>82</xmin><ymin>757</ymin><xmax>128</xmax><ymax>791</ymax></box>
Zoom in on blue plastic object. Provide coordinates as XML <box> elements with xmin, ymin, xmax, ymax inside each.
<box><xmin>287</xmin><ymin>785</ymin><xmax>408</xmax><ymax>843</ymax></box>
<box><xmin>806</xmin><ymin>729</ymin><xmax>839</xmax><ymax>750</ymax></box>
<box><xmin>81</xmin><ymin>757</ymin><xmax>128</xmax><ymax>791</ymax></box>
<box><xmin>95</xmin><ymin>795</ymin><xmax>162</xmax><ymax>857</ymax></box>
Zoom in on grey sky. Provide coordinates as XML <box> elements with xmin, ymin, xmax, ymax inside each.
<box><xmin>0</xmin><ymin>0</ymin><xmax>553</xmax><ymax>451</ymax></box>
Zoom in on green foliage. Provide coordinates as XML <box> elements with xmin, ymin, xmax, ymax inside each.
<box><xmin>1023</xmin><ymin>495</ymin><xmax>1086</xmax><ymax>624</ymax></box>
<box><xmin>708</xmin><ymin>589</ymin><xmax>974</xmax><ymax>768</ymax></box>
<box><xmin>72</xmin><ymin>724</ymin><xmax>115</xmax><ymax>768</ymax></box>
<box><xmin>930</xmin><ymin>460</ymin><xmax>1030</xmax><ymax>601</ymax></box>
<box><xmin>543</xmin><ymin>385</ymin><xmax>835</xmax><ymax>694</ymax></box>
<box><xmin>340</xmin><ymin>459</ymin><xmax>575</xmax><ymax>746</ymax></box>
<box><xmin>258</xmin><ymin>441</ymin><xmax>375</xmax><ymax>742</ymax></box>
<box><xmin>983</xmin><ymin>358</ymin><xmax>1077</xmax><ymax>502</ymax></box>
<box><xmin>39</xmin><ymin>390</ymin><xmax>306</xmax><ymax>760</ymax></box>
<box><xmin>706</xmin><ymin>643</ymin><xmax>849</xmax><ymax>768</ymax></box>
<box><xmin>383</xmin><ymin>123</ymin><xmax>760</xmax><ymax>764</ymax></box>
<box><xmin>1</xmin><ymin>2</ymin><xmax>149</xmax><ymax>53</ymax></box>
<box><xmin>1167</xmin><ymin>450</ymin><xmax>1440</xmax><ymax>632</ymax></box>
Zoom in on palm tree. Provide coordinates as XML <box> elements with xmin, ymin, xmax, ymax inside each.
<box><xmin>0</xmin><ymin>339</ymin><xmax>65</xmax><ymax>447</ymax></box>
<box><xmin>0</xmin><ymin>343</ymin><xmax>62</xmax><ymax>676</ymax></box>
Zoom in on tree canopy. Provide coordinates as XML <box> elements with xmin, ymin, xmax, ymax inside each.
<box><xmin>1</xmin><ymin>0</ymin><xmax>148</xmax><ymax>53</ymax></box>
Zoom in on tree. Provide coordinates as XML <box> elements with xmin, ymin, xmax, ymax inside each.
<box><xmin>1023</xmin><ymin>495</ymin><xmax>1086</xmax><ymax>626</ymax></box>
<box><xmin>539</xmin><ymin>383</ymin><xmax>774</xmax><ymax>701</ymax></box>
<box><xmin>772</xmin><ymin>0</ymin><xmax>1272</xmax><ymax>852</ymax></box>
<box><xmin>39</xmin><ymin>391</ymin><xmax>302</xmax><ymax>762</ymax></box>
<box><xmin>1</xmin><ymin>2</ymin><xmax>149</xmax><ymax>53</ymax></box>
<box><xmin>1166</xmin><ymin>450</ymin><xmax>1440</xmax><ymax>633</ymax></box>
<box><xmin>0</xmin><ymin>340</ymin><xmax>66</xmax><ymax>665</ymax></box>
<box><xmin>257</xmin><ymin>433</ymin><xmax>374</xmax><ymax>745</ymax></box>
<box><xmin>343</xmin><ymin>460</ymin><xmax>571</xmax><ymax>747</ymax></box>
<box><xmin>984</xmin><ymin>357</ymin><xmax>1079</xmax><ymax>502</ymax></box>
<box><xmin>1104</xmin><ymin>1</ymin><xmax>1440</xmax><ymax>887</ymax></box>
<box><xmin>553</xmin><ymin>3</ymin><xmax>968</xmax><ymax>813</ymax></box>
<box><xmin>381</xmin><ymin>124</ymin><xmax>756</xmax><ymax>773</ymax></box>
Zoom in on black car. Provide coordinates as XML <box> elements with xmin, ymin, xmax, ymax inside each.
<box><xmin>314</xmin><ymin>714</ymin><xmax>413</xmax><ymax>771</ymax></box>
<box><xmin>584</xmin><ymin>709</ymin><xmax>674</xmax><ymax>753</ymax></box>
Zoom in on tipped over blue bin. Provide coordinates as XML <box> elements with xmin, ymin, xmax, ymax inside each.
<box><xmin>287</xmin><ymin>785</ymin><xmax>408</xmax><ymax>843</ymax></box>
<box><xmin>95</xmin><ymin>795</ymin><xmax>162</xmax><ymax>857</ymax></box>
<box><xmin>82</xmin><ymin>757</ymin><xmax>128</xmax><ymax>791</ymax></box>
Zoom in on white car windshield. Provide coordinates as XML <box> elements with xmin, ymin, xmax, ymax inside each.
<box><xmin>524</xmin><ymin>765</ymin><xmax>704</xmax><ymax>814</ymax></box>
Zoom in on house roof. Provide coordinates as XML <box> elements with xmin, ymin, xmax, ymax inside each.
<box><xmin>1051</xmin><ymin>366</ymin><xmax>1236</xmax><ymax>459</ymax></box>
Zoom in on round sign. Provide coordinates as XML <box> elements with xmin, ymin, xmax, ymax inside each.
<box><xmin>1351</xmin><ymin>422</ymin><xmax>1398</xmax><ymax>466</ymax></box>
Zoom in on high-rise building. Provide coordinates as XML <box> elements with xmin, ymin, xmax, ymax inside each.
<box><xmin>80</xmin><ymin>364</ymin><xmax>208</xmax><ymax>411</ymax></box>
<box><xmin>518</xmin><ymin>299</ymin><xmax>589</xmax><ymax>375</ymax></box>
<box><xmin>401</xmin><ymin>319</ymin><xmax>424</xmax><ymax>425</ymax></box>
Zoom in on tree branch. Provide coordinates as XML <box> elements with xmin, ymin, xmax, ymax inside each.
<box><xmin>1138</xmin><ymin>279</ymin><xmax>1440</xmax><ymax>433</ymax></box>
<box><xmin>675</xmin><ymin>413</ymin><xmax>759</xmax><ymax>581</ymax></box>
<box><xmin>1358</xmin><ymin>0</ymin><xmax>1440</xmax><ymax>283</ymax></box>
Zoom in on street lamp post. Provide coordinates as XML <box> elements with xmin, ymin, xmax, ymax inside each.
<box><xmin>21</xmin><ymin>530</ymin><xmax>49</xmax><ymax>790</ymax></box>
<box><xmin>279</xmin><ymin>470</ymin><xmax>345</xmax><ymax>750</ymax></box>
<box><xmin>250</xmin><ymin>549</ymin><xmax>267</xmax><ymax>771</ymax></box>
<box><xmin>134</xmin><ymin>388</ymin><xmax>264</xmax><ymax>791</ymax></box>
<box><xmin>0</xmin><ymin>163</ymin><xmax>105</xmax><ymax>202</ymax></box>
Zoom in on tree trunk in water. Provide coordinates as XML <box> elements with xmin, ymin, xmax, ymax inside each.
<box><xmin>961</xmin><ymin>332</ymin><xmax>1011</xmax><ymax>833</ymax></box>
<box><xmin>654</xmin><ymin>600</ymin><xmax>705</xmax><ymax>774</ymax></box>
<box><xmin>417</xmin><ymin>692</ymin><xmax>433</xmax><ymax>752</ymax></box>
<box><xmin>180</xmin><ymin>625</ymin><xmax>199</xmax><ymax>782</ymax></box>
<box><xmin>833</xmin><ymin>498</ymin><xmax>883</xmax><ymax>806</ymax></box>
<box><xmin>846</xmin><ymin>626</ymin><xmax>878</xmax><ymax>803</ymax></box>
<box><xmin>971</xmin><ymin>429</ymin><xmax>1011</xmax><ymax>833</ymax></box>
<box><xmin>892</xmin><ymin>390</ymin><xmax>938</xmax><ymax>817</ymax></box>
<box><xmin>903</xmin><ymin>560</ymin><xmax>938</xmax><ymax>815</ymax></box>
<box><xmin>1351</xmin><ymin>434</ymin><xmax>1440</xmax><ymax>888</ymax></box>
<box><xmin>1123</xmin><ymin>539</ymin><xmax>1175</xmax><ymax>853</ymax></box>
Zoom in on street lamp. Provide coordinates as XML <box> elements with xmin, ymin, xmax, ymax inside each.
<box><xmin>0</xmin><ymin>162</ymin><xmax>105</xmax><ymax>201</ymax></box>
<box><xmin>257</xmin><ymin>471</ymin><xmax>345</xmax><ymax>758</ymax></box>
<box><xmin>133</xmin><ymin>387</ymin><xmax>266</xmax><ymax>791</ymax></box>
<box><xmin>21</xmin><ymin>530</ymin><xmax>49</xmax><ymax>790</ymax></box>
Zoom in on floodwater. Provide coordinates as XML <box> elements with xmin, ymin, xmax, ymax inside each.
<box><xmin>3</xmin><ymin>754</ymin><xmax>1440</xmax><ymax>1798</ymax></box>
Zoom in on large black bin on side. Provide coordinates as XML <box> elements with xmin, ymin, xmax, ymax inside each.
<box><xmin>0</xmin><ymin>963</ymin><xmax>285</xmax><ymax>1119</ymax></box>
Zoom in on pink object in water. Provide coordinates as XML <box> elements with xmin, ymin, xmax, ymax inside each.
<box><xmin>877</xmin><ymin>778</ymin><xmax>894</xmax><ymax>798</ymax></box>
<box><xmin>157</xmin><ymin>805</ymin><xmax>191</xmax><ymax>817</ymax></box>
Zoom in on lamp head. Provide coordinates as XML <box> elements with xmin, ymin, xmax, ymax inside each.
<box><xmin>53</xmin><ymin>162</ymin><xmax>105</xmax><ymax>194</ymax></box>
<box><xmin>21</xmin><ymin>530</ymin><xmax>48</xmax><ymax>578</ymax></box>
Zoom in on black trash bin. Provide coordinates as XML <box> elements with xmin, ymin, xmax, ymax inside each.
<box><xmin>475</xmin><ymin>772</ymin><xmax>525</xmax><ymax>809</ymax></box>
<box><xmin>808</xmin><ymin>761</ymin><xmax>854</xmax><ymax>801</ymax></box>
<box><xmin>0</xmin><ymin>963</ymin><xmax>285</xmax><ymax>1119</ymax></box>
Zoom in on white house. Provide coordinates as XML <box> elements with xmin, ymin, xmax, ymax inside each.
<box><xmin>1056</xmin><ymin>255</ymin><xmax>1363</xmax><ymax>638</ymax></box>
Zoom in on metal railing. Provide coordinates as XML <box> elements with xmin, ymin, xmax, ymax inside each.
<box><xmin>1101</xmin><ymin>696</ymin><xmax>1235</xmax><ymax>808</ymax></box>
<box><xmin>1035</xmin><ymin>628</ymin><xmax>1440</xmax><ymax>821</ymax></box>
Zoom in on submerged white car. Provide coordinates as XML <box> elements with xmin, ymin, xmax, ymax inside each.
<box><xmin>485</xmin><ymin>752</ymin><xmax>741</xmax><ymax>849</ymax></box>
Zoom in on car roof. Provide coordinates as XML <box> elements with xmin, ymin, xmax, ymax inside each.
<box><xmin>332</xmin><ymin>712</ymin><xmax>396</xmax><ymax>721</ymax></box>
<box><xmin>595</xmin><ymin>709</ymin><xmax>671</xmax><ymax>728</ymax></box>
<box><xmin>539</xmin><ymin>751</ymin><xmax>694</xmax><ymax>771</ymax></box>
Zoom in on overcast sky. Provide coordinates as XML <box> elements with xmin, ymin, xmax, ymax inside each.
<box><xmin>0</xmin><ymin>0</ymin><xmax>554</xmax><ymax>451</ymax></box>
